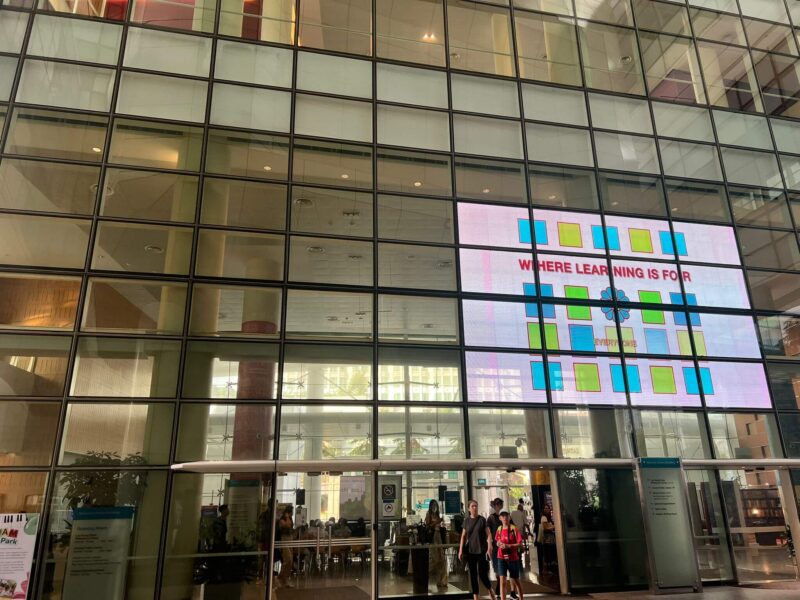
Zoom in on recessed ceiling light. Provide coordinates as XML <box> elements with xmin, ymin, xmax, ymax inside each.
<box><xmin>422</xmin><ymin>323</ymin><xmax>436</xmax><ymax>329</ymax></box>
<box><xmin>422</xmin><ymin>33</ymin><xmax>437</xmax><ymax>42</ymax></box>
<box><xmin>306</xmin><ymin>246</ymin><xmax>325</xmax><ymax>253</ymax></box>
<box><xmin>671</xmin><ymin>207</ymin><xmax>678</xmax><ymax>212</ymax></box>
<box><xmin>91</xmin><ymin>147</ymin><xmax>102</xmax><ymax>153</ymax></box>
<box><xmin>547</xmin><ymin>194</ymin><xmax>557</xmax><ymax>200</ymax></box>
<box><xmin>450</xmin><ymin>52</ymin><xmax>461</xmax><ymax>60</ymax></box>
<box><xmin>611</xmin><ymin>201</ymin><xmax>619</xmax><ymax>206</ymax></box>
<box><xmin>144</xmin><ymin>245</ymin><xmax>164</xmax><ymax>254</ymax></box>
<box><xmin>340</xmin><ymin>173</ymin><xmax>350</xmax><ymax>180</ymax></box>
<box><xmin>326</xmin><ymin>316</ymin><xmax>339</xmax><ymax>322</ymax></box>
<box><xmin>413</xmin><ymin>181</ymin><xmax>423</xmax><ymax>187</ymax></box>
<box><xmin>482</xmin><ymin>188</ymin><xmax>491</xmax><ymax>194</ymax></box>
<box><xmin>294</xmin><ymin>198</ymin><xmax>314</xmax><ymax>207</ymax></box>
<box><xmin>437</xmin><ymin>260</ymin><xmax>453</xmax><ymax>268</ymax></box>
<box><xmin>263</xmin><ymin>165</ymin><xmax>272</xmax><ymax>171</ymax></box>
<box><xmin>348</xmin><ymin>254</ymin><xmax>363</xmax><ymax>261</ymax></box>
<box><xmin>620</xmin><ymin>55</ymin><xmax>632</xmax><ymax>64</ymax></box>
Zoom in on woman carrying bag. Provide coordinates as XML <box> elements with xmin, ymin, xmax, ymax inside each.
<box><xmin>458</xmin><ymin>500</ymin><xmax>497</xmax><ymax>600</ymax></box>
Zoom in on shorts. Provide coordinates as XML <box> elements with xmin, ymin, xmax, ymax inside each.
<box><xmin>496</xmin><ymin>558</ymin><xmax>520</xmax><ymax>579</ymax></box>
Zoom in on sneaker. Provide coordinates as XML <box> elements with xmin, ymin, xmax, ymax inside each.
<box><xmin>510</xmin><ymin>592</ymin><xmax>518</xmax><ymax>599</ymax></box>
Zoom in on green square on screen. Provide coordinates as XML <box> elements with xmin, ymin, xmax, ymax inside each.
<box><xmin>558</xmin><ymin>222</ymin><xmax>583</xmax><ymax>248</ymax></box>
<box><xmin>638</xmin><ymin>290</ymin><xmax>664</xmax><ymax>324</ymax></box>
<box><xmin>629</xmin><ymin>228</ymin><xmax>653</xmax><ymax>253</ymax></box>
<box><xmin>650</xmin><ymin>366</ymin><xmax>677</xmax><ymax>394</ymax></box>
<box><xmin>565</xmin><ymin>286</ymin><xmax>590</xmax><ymax>320</ymax></box>
<box><xmin>574</xmin><ymin>363</ymin><xmax>601</xmax><ymax>392</ymax></box>
<box><xmin>527</xmin><ymin>322</ymin><xmax>541</xmax><ymax>349</ymax></box>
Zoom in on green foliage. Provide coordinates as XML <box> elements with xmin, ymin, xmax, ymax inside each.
<box><xmin>59</xmin><ymin>451</ymin><xmax>149</xmax><ymax>509</ymax></box>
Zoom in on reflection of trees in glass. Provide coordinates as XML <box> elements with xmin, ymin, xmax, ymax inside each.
<box><xmin>60</xmin><ymin>451</ymin><xmax>148</xmax><ymax>509</ymax></box>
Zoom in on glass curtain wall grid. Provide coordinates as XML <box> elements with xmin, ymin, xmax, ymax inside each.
<box><xmin>1</xmin><ymin>0</ymin><xmax>800</xmax><ymax>597</ymax></box>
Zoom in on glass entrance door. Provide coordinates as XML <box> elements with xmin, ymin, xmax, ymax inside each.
<box><xmin>719</xmin><ymin>468</ymin><xmax>798</xmax><ymax>583</ymax></box>
<box><xmin>472</xmin><ymin>469</ymin><xmax>560</xmax><ymax>595</ymax></box>
<box><xmin>684</xmin><ymin>469</ymin><xmax>735</xmax><ymax>581</ymax></box>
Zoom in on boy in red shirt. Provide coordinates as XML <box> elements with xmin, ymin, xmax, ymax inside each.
<box><xmin>495</xmin><ymin>511</ymin><xmax>524</xmax><ymax>600</ymax></box>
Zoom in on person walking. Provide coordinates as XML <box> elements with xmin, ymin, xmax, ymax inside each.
<box><xmin>425</xmin><ymin>499</ymin><xmax>449</xmax><ymax>590</ymax></box>
<box><xmin>487</xmin><ymin>498</ymin><xmax>518</xmax><ymax>599</ymax></box>
<box><xmin>495</xmin><ymin>511</ymin><xmax>525</xmax><ymax>600</ymax></box>
<box><xmin>458</xmin><ymin>500</ymin><xmax>497</xmax><ymax>600</ymax></box>
<box><xmin>539</xmin><ymin>505</ymin><xmax>557</xmax><ymax>575</ymax></box>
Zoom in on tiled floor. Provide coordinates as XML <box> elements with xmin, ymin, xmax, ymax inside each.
<box><xmin>588</xmin><ymin>582</ymin><xmax>800</xmax><ymax>600</ymax></box>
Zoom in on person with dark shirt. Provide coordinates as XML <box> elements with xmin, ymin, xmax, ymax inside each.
<box><xmin>211</xmin><ymin>505</ymin><xmax>229</xmax><ymax>551</ymax></box>
<box><xmin>458</xmin><ymin>500</ymin><xmax>496</xmax><ymax>600</ymax></box>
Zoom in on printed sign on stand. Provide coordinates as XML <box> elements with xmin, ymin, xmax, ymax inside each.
<box><xmin>0</xmin><ymin>513</ymin><xmax>38</xmax><ymax>599</ymax></box>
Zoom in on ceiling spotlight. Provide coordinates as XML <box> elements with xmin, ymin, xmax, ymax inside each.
<box><xmin>436</xmin><ymin>260</ymin><xmax>453</xmax><ymax>268</ymax></box>
<box><xmin>144</xmin><ymin>244</ymin><xmax>164</xmax><ymax>254</ymax></box>
<box><xmin>611</xmin><ymin>201</ymin><xmax>619</xmax><ymax>206</ymax></box>
<box><xmin>422</xmin><ymin>33</ymin><xmax>437</xmax><ymax>42</ymax></box>
<box><xmin>547</xmin><ymin>194</ymin><xmax>557</xmax><ymax>201</ymax></box>
<box><xmin>482</xmin><ymin>188</ymin><xmax>491</xmax><ymax>194</ymax></box>
<box><xmin>306</xmin><ymin>246</ymin><xmax>325</xmax><ymax>253</ymax></box>
<box><xmin>450</xmin><ymin>52</ymin><xmax>461</xmax><ymax>60</ymax></box>
<box><xmin>263</xmin><ymin>165</ymin><xmax>272</xmax><ymax>171</ymax></box>
<box><xmin>340</xmin><ymin>173</ymin><xmax>350</xmax><ymax>180</ymax></box>
<box><xmin>91</xmin><ymin>147</ymin><xmax>102</xmax><ymax>153</ymax></box>
<box><xmin>671</xmin><ymin>207</ymin><xmax>678</xmax><ymax>212</ymax></box>
<box><xmin>294</xmin><ymin>197</ymin><xmax>314</xmax><ymax>207</ymax></box>
<box><xmin>620</xmin><ymin>55</ymin><xmax>632</xmax><ymax>65</ymax></box>
<box><xmin>413</xmin><ymin>181</ymin><xmax>423</xmax><ymax>188</ymax></box>
<box><xmin>421</xmin><ymin>323</ymin><xmax>436</xmax><ymax>329</ymax></box>
<box><xmin>348</xmin><ymin>254</ymin><xmax>363</xmax><ymax>261</ymax></box>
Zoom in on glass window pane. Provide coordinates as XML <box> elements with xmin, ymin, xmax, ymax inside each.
<box><xmin>589</xmin><ymin>93</ymin><xmax>652</xmax><ymax>134</ymax></box>
<box><xmin>698</xmin><ymin>41</ymin><xmax>763</xmax><ymax>112</ymax></box>
<box><xmin>378</xmin><ymin>406</ymin><xmax>464</xmax><ymax>457</ymax></box>
<box><xmin>92</xmin><ymin>222</ymin><xmax>192</xmax><ymax>275</ymax></box>
<box><xmin>767</xmin><ymin>362</ymin><xmax>800</xmax><ymax>409</ymax></box>
<box><xmin>218</xmin><ymin>0</ymin><xmax>294</xmax><ymax>43</ymax></box>
<box><xmin>659</xmin><ymin>139</ymin><xmax>722</xmax><ymax>180</ymax></box>
<box><xmin>82</xmin><ymin>278</ymin><xmax>186</xmax><ymax>334</ymax></box>
<box><xmin>748</xmin><ymin>269</ymin><xmax>800</xmax><ymax>312</ymax></box>
<box><xmin>294</xmin><ymin>94</ymin><xmax>372</xmax><ymax>142</ymax></box>
<box><xmin>109</xmin><ymin>118</ymin><xmax>203</xmax><ymax>170</ymax></box>
<box><xmin>45</xmin><ymin>471</ymin><xmax>166</xmax><ymax>599</ymax></box>
<box><xmin>455</xmin><ymin>157</ymin><xmax>528</xmax><ymax>204</ymax></box>
<box><xmin>752</xmin><ymin>50</ymin><xmax>800</xmax><ymax>118</ymax></box>
<box><xmin>214</xmin><ymin>40</ymin><xmax>293</xmax><ymax>87</ymax></box>
<box><xmin>297</xmin><ymin>51</ymin><xmax>372</xmax><ymax>97</ymax></box>
<box><xmin>176</xmin><ymin>403</ymin><xmax>275</xmax><ymax>461</ymax></box>
<box><xmin>376</xmin><ymin>63</ymin><xmax>448</xmax><ymax>108</ymax></box>
<box><xmin>101</xmin><ymin>168</ymin><xmax>198</xmax><ymax>222</ymax></box>
<box><xmin>40</xmin><ymin>0</ymin><xmax>128</xmax><ymax>19</ymax></box>
<box><xmin>0</xmin><ymin>273</ymin><xmax>80</xmax><ymax>330</ymax></box>
<box><xmin>652</xmin><ymin>102</ymin><xmax>714</xmax><ymax>142</ymax></box>
<box><xmin>771</xmin><ymin>118</ymin><xmax>800</xmax><ymax>154</ymax></box>
<box><xmin>378</xmin><ymin>347</ymin><xmax>461</xmax><ymax>401</ymax></box>
<box><xmin>758</xmin><ymin>314</ymin><xmax>800</xmax><ymax>359</ymax></box>
<box><xmin>453</xmin><ymin>114</ymin><xmax>522</xmax><ymax>159</ymax></box>
<box><xmin>195</xmin><ymin>229</ymin><xmax>284</xmax><ymax>280</ymax></box>
<box><xmin>666</xmin><ymin>179</ymin><xmax>730</xmax><ymax>222</ymax></box>
<box><xmin>640</xmin><ymin>32</ymin><xmax>706</xmax><ymax>104</ymax></box>
<box><xmin>280</xmin><ymin>405</ymin><xmax>371</xmax><ymax>459</ymax></box>
<box><xmin>633</xmin><ymin>410</ymin><xmax>711</xmax><ymax>458</ymax></box>
<box><xmin>210</xmin><ymin>83</ymin><xmax>291</xmax><ymax>132</ymax></box>
<box><xmin>633</xmin><ymin>0</ymin><xmax>690</xmax><ymax>35</ymax></box>
<box><xmin>530</xmin><ymin>164</ymin><xmax>599</xmax><ymax>209</ymax></box>
<box><xmin>575</xmin><ymin>0</ymin><xmax>633</xmax><ymax>25</ymax></box>
<box><xmin>378</xmin><ymin>105</ymin><xmax>450</xmax><ymax>152</ymax></box>
<box><xmin>515</xmin><ymin>0</ymin><xmax>573</xmax><ymax>14</ymax></box>
<box><xmin>708</xmin><ymin>412</ymin><xmax>782</xmax><ymax>458</ymax></box>
<box><xmin>206</xmin><ymin>129</ymin><xmax>289</xmax><ymax>180</ymax></box>
<box><xmin>130</xmin><ymin>0</ymin><xmax>216</xmax><ymax>31</ymax></box>
<box><xmin>0</xmin><ymin>158</ymin><xmax>99</xmax><ymax>214</ymax></box>
<box><xmin>298</xmin><ymin>0</ymin><xmax>372</xmax><ymax>56</ymax></box>
<box><xmin>60</xmin><ymin>402</ymin><xmax>173</xmax><ymax>465</ymax></box>
<box><xmin>522</xmin><ymin>83</ymin><xmax>587</xmax><ymax>125</ymax></box>
<box><xmin>740</xmin><ymin>0</ymin><xmax>789</xmax><ymax>23</ymax></box>
<box><xmin>526</xmin><ymin>123</ymin><xmax>594</xmax><ymax>166</ymax></box>
<box><xmin>201</xmin><ymin>178</ymin><xmax>286</xmax><ymax>230</ymax></box>
<box><xmin>291</xmin><ymin>186</ymin><xmax>373</xmax><ymax>237</ymax></box>
<box><xmin>594</xmin><ymin>132</ymin><xmax>659</xmax><ymax>173</ymax></box>
<box><xmin>600</xmin><ymin>172</ymin><xmax>666</xmax><ymax>216</ymax></box>
<box><xmin>70</xmin><ymin>337</ymin><xmax>180</xmax><ymax>397</ymax></box>
<box><xmin>738</xmin><ymin>226</ymin><xmax>800</xmax><ymax>270</ymax></box>
<box><xmin>16</xmin><ymin>59</ymin><xmax>115</xmax><ymax>111</ymax></box>
<box><xmin>0</xmin><ymin>401</ymin><xmax>59</xmax><ymax>466</ymax></box>
<box><xmin>0</xmin><ymin>333</ymin><xmax>70</xmax><ymax>396</ymax></box>
<box><xmin>721</xmin><ymin>147</ymin><xmax>782</xmax><ymax>187</ymax></box>
<box><xmin>29</xmin><ymin>14</ymin><xmax>122</xmax><ymax>64</ymax></box>
<box><xmin>377</xmin><ymin>148</ymin><xmax>451</xmax><ymax>196</ymax></box>
<box><xmin>713</xmin><ymin>110</ymin><xmax>773</xmax><ymax>150</ymax></box>
<box><xmin>116</xmin><ymin>72</ymin><xmax>207</xmax><ymax>122</ymax></box>
<box><xmin>744</xmin><ymin>18</ymin><xmax>797</xmax><ymax>55</ymax></box>
<box><xmin>378</xmin><ymin>195</ymin><xmax>453</xmax><ymax>243</ymax></box>
<box><xmin>376</xmin><ymin>0</ymin><xmax>446</xmax><ymax>66</ymax></box>
<box><xmin>579</xmin><ymin>21</ymin><xmax>645</xmax><ymax>95</ymax></box>
<box><xmin>729</xmin><ymin>186</ymin><xmax>792</xmax><ymax>228</ymax></box>
<box><xmin>378</xmin><ymin>294</ymin><xmax>459</xmax><ymax>343</ymax></box>
<box><xmin>0</xmin><ymin>214</ymin><xmax>90</xmax><ymax>269</ymax></box>
<box><xmin>468</xmin><ymin>407</ymin><xmax>552</xmax><ymax>458</ymax></box>
<box><xmin>124</xmin><ymin>27</ymin><xmax>211</xmax><ymax>76</ymax></box>
<box><xmin>447</xmin><ymin>0</ymin><xmax>515</xmax><ymax>76</ymax></box>
<box><xmin>293</xmin><ymin>139</ymin><xmax>373</xmax><ymax>189</ymax></box>
<box><xmin>282</xmin><ymin>344</ymin><xmax>372</xmax><ymax>400</ymax></box>
<box><xmin>515</xmin><ymin>11</ymin><xmax>581</xmax><ymax>85</ymax></box>
<box><xmin>554</xmin><ymin>408</ymin><xmax>632</xmax><ymax>458</ymax></box>
<box><xmin>286</xmin><ymin>289</ymin><xmax>372</xmax><ymax>340</ymax></box>
<box><xmin>451</xmin><ymin>73</ymin><xmax>519</xmax><ymax>117</ymax></box>
<box><xmin>4</xmin><ymin>108</ymin><xmax>108</xmax><ymax>162</ymax></box>
<box><xmin>378</xmin><ymin>243</ymin><xmax>456</xmax><ymax>290</ymax></box>
<box><xmin>0</xmin><ymin>10</ymin><xmax>28</xmax><ymax>53</ymax></box>
<box><xmin>289</xmin><ymin>236</ymin><xmax>373</xmax><ymax>286</ymax></box>
<box><xmin>0</xmin><ymin>56</ymin><xmax>16</xmax><ymax>101</ymax></box>
<box><xmin>781</xmin><ymin>154</ymin><xmax>800</xmax><ymax>190</ymax></box>
<box><xmin>189</xmin><ymin>283</ymin><xmax>282</xmax><ymax>337</ymax></box>
<box><xmin>182</xmin><ymin>340</ymin><xmax>279</xmax><ymax>399</ymax></box>
<box><xmin>690</xmin><ymin>7</ymin><xmax>746</xmax><ymax>44</ymax></box>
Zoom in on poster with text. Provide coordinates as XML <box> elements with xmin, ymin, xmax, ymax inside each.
<box><xmin>0</xmin><ymin>513</ymin><xmax>38</xmax><ymax>599</ymax></box>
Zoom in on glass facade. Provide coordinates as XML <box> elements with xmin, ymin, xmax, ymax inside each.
<box><xmin>2</xmin><ymin>0</ymin><xmax>800</xmax><ymax>597</ymax></box>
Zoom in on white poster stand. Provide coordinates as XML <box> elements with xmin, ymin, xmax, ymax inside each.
<box><xmin>0</xmin><ymin>513</ymin><xmax>38</xmax><ymax>599</ymax></box>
